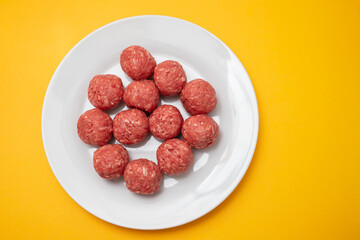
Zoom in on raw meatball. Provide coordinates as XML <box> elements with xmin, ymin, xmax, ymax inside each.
<box><xmin>120</xmin><ymin>45</ymin><xmax>156</xmax><ymax>80</ymax></box>
<box><xmin>180</xmin><ymin>79</ymin><xmax>217</xmax><ymax>115</ymax></box>
<box><xmin>88</xmin><ymin>74</ymin><xmax>124</xmax><ymax>110</ymax></box>
<box><xmin>93</xmin><ymin>144</ymin><xmax>129</xmax><ymax>179</ymax></box>
<box><xmin>77</xmin><ymin>108</ymin><xmax>112</xmax><ymax>146</ymax></box>
<box><xmin>123</xmin><ymin>80</ymin><xmax>159</xmax><ymax>113</ymax></box>
<box><xmin>124</xmin><ymin>159</ymin><xmax>162</xmax><ymax>195</ymax></box>
<box><xmin>154</xmin><ymin>60</ymin><xmax>187</xmax><ymax>96</ymax></box>
<box><xmin>181</xmin><ymin>114</ymin><xmax>219</xmax><ymax>149</ymax></box>
<box><xmin>157</xmin><ymin>139</ymin><xmax>194</xmax><ymax>176</ymax></box>
<box><xmin>149</xmin><ymin>105</ymin><xmax>183</xmax><ymax>140</ymax></box>
<box><xmin>113</xmin><ymin>109</ymin><xmax>149</xmax><ymax>145</ymax></box>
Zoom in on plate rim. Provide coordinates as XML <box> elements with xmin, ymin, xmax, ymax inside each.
<box><xmin>41</xmin><ymin>15</ymin><xmax>259</xmax><ymax>230</ymax></box>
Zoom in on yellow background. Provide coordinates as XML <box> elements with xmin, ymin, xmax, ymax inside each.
<box><xmin>1</xmin><ymin>0</ymin><xmax>359</xmax><ymax>239</ymax></box>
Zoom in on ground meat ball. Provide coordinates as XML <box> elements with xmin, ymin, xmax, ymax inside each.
<box><xmin>88</xmin><ymin>74</ymin><xmax>124</xmax><ymax>110</ymax></box>
<box><xmin>181</xmin><ymin>114</ymin><xmax>219</xmax><ymax>149</ymax></box>
<box><xmin>180</xmin><ymin>79</ymin><xmax>217</xmax><ymax>115</ymax></box>
<box><xmin>93</xmin><ymin>144</ymin><xmax>129</xmax><ymax>179</ymax></box>
<box><xmin>154</xmin><ymin>60</ymin><xmax>187</xmax><ymax>96</ymax></box>
<box><xmin>113</xmin><ymin>109</ymin><xmax>149</xmax><ymax>145</ymax></box>
<box><xmin>77</xmin><ymin>108</ymin><xmax>112</xmax><ymax>146</ymax></box>
<box><xmin>123</xmin><ymin>80</ymin><xmax>159</xmax><ymax>113</ymax></box>
<box><xmin>149</xmin><ymin>105</ymin><xmax>183</xmax><ymax>140</ymax></box>
<box><xmin>124</xmin><ymin>159</ymin><xmax>162</xmax><ymax>194</ymax></box>
<box><xmin>157</xmin><ymin>139</ymin><xmax>194</xmax><ymax>176</ymax></box>
<box><xmin>120</xmin><ymin>45</ymin><xmax>156</xmax><ymax>81</ymax></box>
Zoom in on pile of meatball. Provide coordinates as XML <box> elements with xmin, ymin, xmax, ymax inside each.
<box><xmin>77</xmin><ymin>45</ymin><xmax>219</xmax><ymax>195</ymax></box>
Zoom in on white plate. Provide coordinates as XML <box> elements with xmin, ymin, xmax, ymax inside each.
<box><xmin>42</xmin><ymin>15</ymin><xmax>259</xmax><ymax>230</ymax></box>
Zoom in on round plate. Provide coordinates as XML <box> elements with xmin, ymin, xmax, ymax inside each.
<box><xmin>42</xmin><ymin>15</ymin><xmax>259</xmax><ymax>230</ymax></box>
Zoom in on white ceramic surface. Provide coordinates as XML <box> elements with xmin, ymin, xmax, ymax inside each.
<box><xmin>42</xmin><ymin>15</ymin><xmax>259</xmax><ymax>230</ymax></box>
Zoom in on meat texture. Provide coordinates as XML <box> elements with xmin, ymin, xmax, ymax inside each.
<box><xmin>120</xmin><ymin>45</ymin><xmax>156</xmax><ymax>81</ymax></box>
<box><xmin>154</xmin><ymin>60</ymin><xmax>187</xmax><ymax>96</ymax></box>
<box><xmin>88</xmin><ymin>74</ymin><xmax>124</xmax><ymax>110</ymax></box>
<box><xmin>123</xmin><ymin>80</ymin><xmax>159</xmax><ymax>113</ymax></box>
<box><xmin>149</xmin><ymin>105</ymin><xmax>183</xmax><ymax>140</ymax></box>
<box><xmin>181</xmin><ymin>114</ymin><xmax>219</xmax><ymax>149</ymax></box>
<box><xmin>124</xmin><ymin>158</ymin><xmax>162</xmax><ymax>194</ymax></box>
<box><xmin>180</xmin><ymin>79</ymin><xmax>217</xmax><ymax>115</ymax></box>
<box><xmin>157</xmin><ymin>139</ymin><xmax>194</xmax><ymax>176</ymax></box>
<box><xmin>113</xmin><ymin>108</ymin><xmax>149</xmax><ymax>145</ymax></box>
<box><xmin>93</xmin><ymin>144</ymin><xmax>129</xmax><ymax>179</ymax></box>
<box><xmin>77</xmin><ymin>108</ymin><xmax>113</xmax><ymax>146</ymax></box>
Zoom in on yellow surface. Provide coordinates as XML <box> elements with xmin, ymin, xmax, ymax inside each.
<box><xmin>1</xmin><ymin>0</ymin><xmax>359</xmax><ymax>239</ymax></box>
